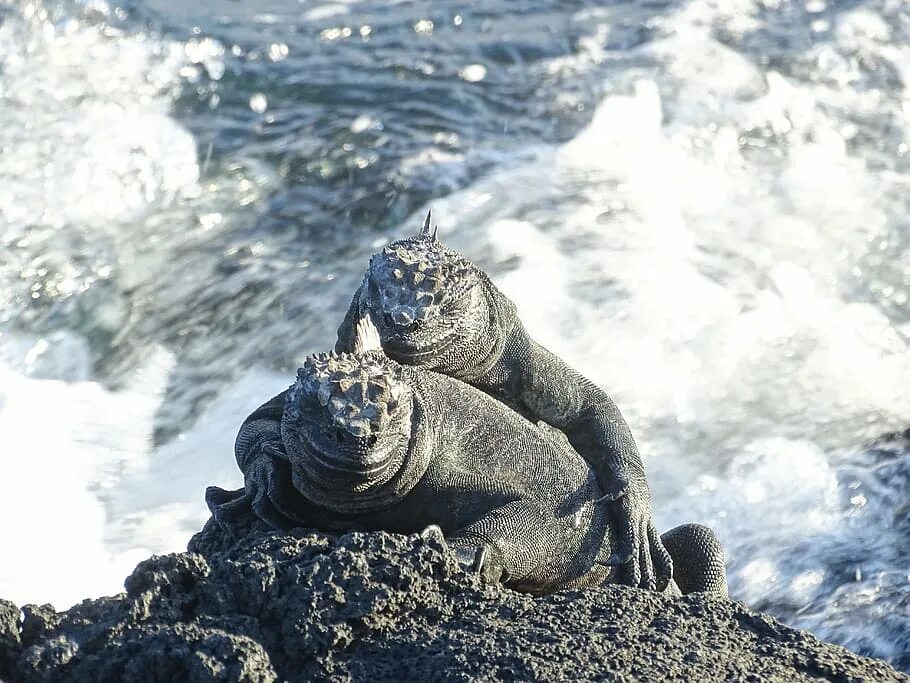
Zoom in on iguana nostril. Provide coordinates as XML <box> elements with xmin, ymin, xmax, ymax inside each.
<box><xmin>385</xmin><ymin>311</ymin><xmax>421</xmax><ymax>333</ymax></box>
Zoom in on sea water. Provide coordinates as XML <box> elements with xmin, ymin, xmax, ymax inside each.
<box><xmin>0</xmin><ymin>0</ymin><xmax>908</xmax><ymax>670</ymax></box>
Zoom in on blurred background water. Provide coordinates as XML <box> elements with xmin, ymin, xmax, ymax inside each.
<box><xmin>1</xmin><ymin>0</ymin><xmax>909</xmax><ymax>670</ymax></box>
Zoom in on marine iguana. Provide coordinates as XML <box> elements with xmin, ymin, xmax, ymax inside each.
<box><xmin>208</xmin><ymin>326</ymin><xmax>727</xmax><ymax>596</ymax></box>
<box><xmin>332</xmin><ymin>213</ymin><xmax>671</xmax><ymax>590</ymax></box>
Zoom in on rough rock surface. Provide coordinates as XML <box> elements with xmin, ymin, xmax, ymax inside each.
<box><xmin>2</xmin><ymin>516</ymin><xmax>907</xmax><ymax>683</ymax></box>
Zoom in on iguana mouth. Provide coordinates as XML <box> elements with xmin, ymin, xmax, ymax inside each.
<box><xmin>302</xmin><ymin>436</ymin><xmax>401</xmax><ymax>482</ymax></box>
<box><xmin>382</xmin><ymin>331</ymin><xmax>458</xmax><ymax>364</ymax></box>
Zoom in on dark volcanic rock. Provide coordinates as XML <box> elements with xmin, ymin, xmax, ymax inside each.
<box><xmin>0</xmin><ymin>599</ymin><xmax>22</xmax><ymax>681</ymax></box>
<box><xmin>5</xmin><ymin>517</ymin><xmax>908</xmax><ymax>682</ymax></box>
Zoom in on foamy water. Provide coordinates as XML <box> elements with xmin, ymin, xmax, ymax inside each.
<box><xmin>0</xmin><ymin>0</ymin><xmax>907</xmax><ymax>669</ymax></box>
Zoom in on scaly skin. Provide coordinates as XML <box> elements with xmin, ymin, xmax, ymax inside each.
<box><xmin>333</xmin><ymin>214</ymin><xmax>672</xmax><ymax>591</ymax></box>
<box><xmin>207</xmin><ymin>349</ymin><xmax>728</xmax><ymax>596</ymax></box>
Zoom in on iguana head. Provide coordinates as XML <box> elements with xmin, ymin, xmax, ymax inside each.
<box><xmin>281</xmin><ymin>348</ymin><xmax>422</xmax><ymax>512</ymax></box>
<box><xmin>362</xmin><ymin>212</ymin><xmax>493</xmax><ymax>371</ymax></box>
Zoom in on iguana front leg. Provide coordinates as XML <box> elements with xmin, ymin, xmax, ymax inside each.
<box><xmin>219</xmin><ymin>390</ymin><xmax>307</xmax><ymax>530</ymax></box>
<box><xmin>511</xmin><ymin>331</ymin><xmax>673</xmax><ymax>591</ymax></box>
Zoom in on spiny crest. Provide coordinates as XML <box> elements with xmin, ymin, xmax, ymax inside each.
<box><xmin>294</xmin><ymin>352</ymin><xmax>405</xmax><ymax>438</ymax></box>
<box><xmin>368</xmin><ymin>217</ymin><xmax>477</xmax><ymax>323</ymax></box>
<box><xmin>420</xmin><ymin>209</ymin><xmax>438</xmax><ymax>241</ymax></box>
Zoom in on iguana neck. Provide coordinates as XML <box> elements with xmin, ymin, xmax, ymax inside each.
<box><xmin>289</xmin><ymin>391</ymin><xmax>434</xmax><ymax>514</ymax></box>
<box><xmin>446</xmin><ymin>277</ymin><xmax>515</xmax><ymax>384</ymax></box>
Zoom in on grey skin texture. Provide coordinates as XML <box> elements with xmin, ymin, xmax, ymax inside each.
<box><xmin>209</xmin><ymin>349</ymin><xmax>726</xmax><ymax>597</ymax></box>
<box><xmin>333</xmin><ymin>214</ymin><xmax>671</xmax><ymax>591</ymax></box>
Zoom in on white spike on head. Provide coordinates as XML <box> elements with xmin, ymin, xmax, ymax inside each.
<box><xmin>353</xmin><ymin>315</ymin><xmax>383</xmax><ymax>353</ymax></box>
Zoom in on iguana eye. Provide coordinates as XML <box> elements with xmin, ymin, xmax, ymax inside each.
<box><xmin>335</xmin><ymin>429</ymin><xmax>346</xmax><ymax>443</ymax></box>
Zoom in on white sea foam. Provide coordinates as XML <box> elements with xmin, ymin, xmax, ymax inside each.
<box><xmin>103</xmin><ymin>370</ymin><xmax>289</xmax><ymax>555</ymax></box>
<box><xmin>0</xmin><ymin>1</ymin><xmax>200</xmax><ymax>229</ymax></box>
<box><xmin>0</xmin><ymin>0</ymin><xmax>205</xmax><ymax>606</ymax></box>
<box><xmin>0</xmin><ymin>337</ymin><xmax>173</xmax><ymax>608</ymax></box>
<box><xmin>0</xmin><ymin>329</ymin><xmax>286</xmax><ymax>608</ymax></box>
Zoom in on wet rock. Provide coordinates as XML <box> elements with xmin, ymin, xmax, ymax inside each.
<box><xmin>8</xmin><ymin>410</ymin><xmax>904</xmax><ymax>680</ymax></box>
<box><xmin>6</xmin><ymin>515</ymin><xmax>907</xmax><ymax>682</ymax></box>
<box><xmin>0</xmin><ymin>599</ymin><xmax>22</xmax><ymax>682</ymax></box>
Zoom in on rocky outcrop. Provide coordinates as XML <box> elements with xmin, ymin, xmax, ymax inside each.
<box><xmin>2</xmin><ymin>514</ymin><xmax>906</xmax><ymax>683</ymax></box>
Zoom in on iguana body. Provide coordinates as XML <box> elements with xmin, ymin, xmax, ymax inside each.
<box><xmin>208</xmin><ymin>349</ymin><xmax>727</xmax><ymax>596</ymax></box>
<box><xmin>332</xmin><ymin>215</ymin><xmax>670</xmax><ymax>590</ymax></box>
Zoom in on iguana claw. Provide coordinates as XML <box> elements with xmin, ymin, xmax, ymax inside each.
<box><xmin>469</xmin><ymin>546</ymin><xmax>489</xmax><ymax>574</ymax></box>
<box><xmin>420</xmin><ymin>525</ymin><xmax>484</xmax><ymax>573</ymax></box>
<box><xmin>420</xmin><ymin>526</ymin><xmax>498</xmax><ymax>580</ymax></box>
<box><xmin>452</xmin><ymin>545</ymin><xmax>489</xmax><ymax>574</ymax></box>
<box><xmin>420</xmin><ymin>524</ymin><xmax>446</xmax><ymax>543</ymax></box>
<box><xmin>594</xmin><ymin>475</ymin><xmax>630</xmax><ymax>503</ymax></box>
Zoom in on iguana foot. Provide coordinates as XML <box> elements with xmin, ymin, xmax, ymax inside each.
<box><xmin>594</xmin><ymin>475</ymin><xmax>629</xmax><ymax>503</ymax></box>
<box><xmin>420</xmin><ymin>525</ymin><xmax>503</xmax><ymax>582</ymax></box>
<box><xmin>595</xmin><ymin>519</ymin><xmax>674</xmax><ymax>592</ymax></box>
